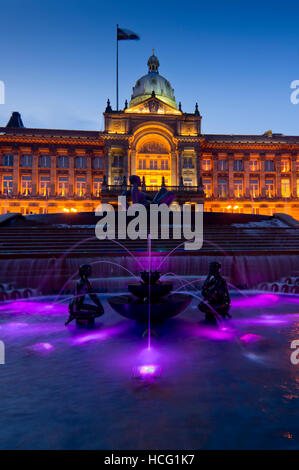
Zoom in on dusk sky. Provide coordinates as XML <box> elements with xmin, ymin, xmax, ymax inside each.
<box><xmin>0</xmin><ymin>0</ymin><xmax>299</xmax><ymax>134</ymax></box>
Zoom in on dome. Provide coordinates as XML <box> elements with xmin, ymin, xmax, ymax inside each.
<box><xmin>129</xmin><ymin>52</ymin><xmax>177</xmax><ymax>109</ymax></box>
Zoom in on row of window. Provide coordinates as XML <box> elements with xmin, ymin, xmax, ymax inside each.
<box><xmin>200</xmin><ymin>177</ymin><xmax>299</xmax><ymax>198</ymax></box>
<box><xmin>201</xmin><ymin>158</ymin><xmax>298</xmax><ymax>172</ymax></box>
<box><xmin>136</xmin><ymin>158</ymin><xmax>295</xmax><ymax>172</ymax></box>
<box><xmin>138</xmin><ymin>159</ymin><xmax>169</xmax><ymax>170</ymax></box>
<box><xmin>0</xmin><ymin>154</ymin><xmax>104</xmax><ymax>169</ymax></box>
<box><xmin>2</xmin><ymin>175</ymin><xmax>103</xmax><ymax>197</ymax></box>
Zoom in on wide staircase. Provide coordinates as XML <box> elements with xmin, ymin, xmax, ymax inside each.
<box><xmin>0</xmin><ymin>226</ymin><xmax>298</xmax><ymax>257</ymax></box>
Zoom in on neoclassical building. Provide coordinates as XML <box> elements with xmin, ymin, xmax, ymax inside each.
<box><xmin>1</xmin><ymin>52</ymin><xmax>299</xmax><ymax>218</ymax></box>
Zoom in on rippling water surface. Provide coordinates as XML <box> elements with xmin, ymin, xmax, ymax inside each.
<box><xmin>0</xmin><ymin>292</ymin><xmax>299</xmax><ymax>450</ymax></box>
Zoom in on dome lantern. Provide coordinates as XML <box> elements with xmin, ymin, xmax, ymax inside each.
<box><xmin>147</xmin><ymin>49</ymin><xmax>160</xmax><ymax>73</ymax></box>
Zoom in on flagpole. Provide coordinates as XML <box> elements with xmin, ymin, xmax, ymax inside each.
<box><xmin>116</xmin><ymin>24</ymin><xmax>119</xmax><ymax>111</ymax></box>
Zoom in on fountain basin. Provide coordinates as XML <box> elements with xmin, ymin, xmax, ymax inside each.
<box><xmin>128</xmin><ymin>282</ymin><xmax>173</xmax><ymax>299</ymax></box>
<box><xmin>108</xmin><ymin>293</ymin><xmax>192</xmax><ymax>322</ymax></box>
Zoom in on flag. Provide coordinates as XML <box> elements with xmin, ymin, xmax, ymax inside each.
<box><xmin>117</xmin><ymin>27</ymin><xmax>140</xmax><ymax>41</ymax></box>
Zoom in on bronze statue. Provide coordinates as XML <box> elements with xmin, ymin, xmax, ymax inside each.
<box><xmin>65</xmin><ymin>264</ymin><xmax>104</xmax><ymax>326</ymax></box>
<box><xmin>122</xmin><ymin>175</ymin><xmax>174</xmax><ymax>208</ymax></box>
<box><xmin>198</xmin><ymin>262</ymin><xmax>231</xmax><ymax>324</ymax></box>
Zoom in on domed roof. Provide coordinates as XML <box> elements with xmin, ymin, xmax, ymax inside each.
<box><xmin>129</xmin><ymin>51</ymin><xmax>177</xmax><ymax>109</ymax></box>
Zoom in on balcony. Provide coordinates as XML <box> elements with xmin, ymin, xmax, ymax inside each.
<box><xmin>101</xmin><ymin>180</ymin><xmax>205</xmax><ymax>205</ymax></box>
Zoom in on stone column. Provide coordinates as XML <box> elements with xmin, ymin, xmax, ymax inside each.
<box><xmin>276</xmin><ymin>153</ymin><xmax>281</xmax><ymax>197</ymax></box>
<box><xmin>228</xmin><ymin>153</ymin><xmax>234</xmax><ymax>198</ymax></box>
<box><xmin>291</xmin><ymin>153</ymin><xmax>297</xmax><ymax>197</ymax></box>
<box><xmin>86</xmin><ymin>153</ymin><xmax>92</xmax><ymax>197</ymax></box>
<box><xmin>212</xmin><ymin>153</ymin><xmax>218</xmax><ymax>197</ymax></box>
<box><xmin>50</xmin><ymin>154</ymin><xmax>56</xmax><ymax>196</ymax></box>
<box><xmin>244</xmin><ymin>154</ymin><xmax>250</xmax><ymax>197</ymax></box>
<box><xmin>171</xmin><ymin>150</ymin><xmax>177</xmax><ymax>186</ymax></box>
<box><xmin>195</xmin><ymin>144</ymin><xmax>201</xmax><ymax>187</ymax></box>
<box><xmin>178</xmin><ymin>148</ymin><xmax>183</xmax><ymax>184</ymax></box>
<box><xmin>260</xmin><ymin>153</ymin><xmax>265</xmax><ymax>197</ymax></box>
<box><xmin>68</xmin><ymin>154</ymin><xmax>74</xmax><ymax>196</ymax></box>
<box><xmin>12</xmin><ymin>150</ymin><xmax>20</xmax><ymax>195</ymax></box>
<box><xmin>32</xmin><ymin>153</ymin><xmax>38</xmax><ymax>196</ymax></box>
<box><xmin>130</xmin><ymin>149</ymin><xmax>136</xmax><ymax>176</ymax></box>
<box><xmin>123</xmin><ymin>144</ymin><xmax>129</xmax><ymax>180</ymax></box>
<box><xmin>104</xmin><ymin>144</ymin><xmax>111</xmax><ymax>185</ymax></box>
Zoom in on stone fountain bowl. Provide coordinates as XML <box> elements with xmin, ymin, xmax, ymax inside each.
<box><xmin>108</xmin><ymin>293</ymin><xmax>192</xmax><ymax>323</ymax></box>
<box><xmin>127</xmin><ymin>282</ymin><xmax>173</xmax><ymax>299</ymax></box>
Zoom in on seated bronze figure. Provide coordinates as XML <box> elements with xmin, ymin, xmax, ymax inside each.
<box><xmin>198</xmin><ymin>262</ymin><xmax>231</xmax><ymax>324</ymax></box>
<box><xmin>65</xmin><ymin>264</ymin><xmax>104</xmax><ymax>326</ymax></box>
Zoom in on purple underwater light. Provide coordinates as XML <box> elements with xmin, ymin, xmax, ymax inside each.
<box><xmin>133</xmin><ymin>364</ymin><xmax>162</xmax><ymax>379</ymax></box>
<box><xmin>28</xmin><ymin>342</ymin><xmax>54</xmax><ymax>352</ymax></box>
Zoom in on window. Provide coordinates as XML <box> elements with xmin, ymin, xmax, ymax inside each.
<box><xmin>249</xmin><ymin>159</ymin><xmax>259</xmax><ymax>172</ymax></box>
<box><xmin>183</xmin><ymin>157</ymin><xmax>193</xmax><ymax>169</ymax></box>
<box><xmin>203</xmin><ymin>178</ymin><xmax>212</xmax><ymax>197</ymax></box>
<box><xmin>281</xmin><ymin>178</ymin><xmax>290</xmax><ymax>197</ymax></box>
<box><xmin>39</xmin><ymin>176</ymin><xmax>51</xmax><ymax>196</ymax></box>
<box><xmin>218</xmin><ymin>159</ymin><xmax>227</xmax><ymax>171</ymax></box>
<box><xmin>21</xmin><ymin>175</ymin><xmax>32</xmax><ymax>195</ymax></box>
<box><xmin>138</xmin><ymin>159</ymin><xmax>146</xmax><ymax>170</ymax></box>
<box><xmin>234</xmin><ymin>159</ymin><xmax>243</xmax><ymax>171</ymax></box>
<box><xmin>21</xmin><ymin>155</ymin><xmax>32</xmax><ymax>167</ymax></box>
<box><xmin>57</xmin><ymin>156</ymin><xmax>69</xmax><ymax>168</ymax></box>
<box><xmin>265</xmin><ymin>159</ymin><xmax>275</xmax><ymax>171</ymax></box>
<box><xmin>3</xmin><ymin>154</ymin><xmax>13</xmax><ymax>166</ymax></box>
<box><xmin>76</xmin><ymin>176</ymin><xmax>86</xmax><ymax>196</ymax></box>
<box><xmin>234</xmin><ymin>178</ymin><xmax>243</xmax><ymax>197</ymax></box>
<box><xmin>161</xmin><ymin>159</ymin><xmax>169</xmax><ymax>170</ymax></box>
<box><xmin>281</xmin><ymin>159</ymin><xmax>290</xmax><ymax>172</ymax></box>
<box><xmin>93</xmin><ymin>157</ymin><xmax>104</xmax><ymax>170</ymax></box>
<box><xmin>58</xmin><ymin>176</ymin><xmax>68</xmax><ymax>196</ymax></box>
<box><xmin>218</xmin><ymin>178</ymin><xmax>228</xmax><ymax>197</ymax></box>
<box><xmin>202</xmin><ymin>159</ymin><xmax>212</xmax><ymax>171</ymax></box>
<box><xmin>3</xmin><ymin>175</ymin><xmax>13</xmax><ymax>194</ymax></box>
<box><xmin>93</xmin><ymin>177</ymin><xmax>103</xmax><ymax>196</ymax></box>
<box><xmin>112</xmin><ymin>155</ymin><xmax>123</xmax><ymax>168</ymax></box>
<box><xmin>183</xmin><ymin>178</ymin><xmax>193</xmax><ymax>187</ymax></box>
<box><xmin>250</xmin><ymin>179</ymin><xmax>259</xmax><ymax>198</ymax></box>
<box><xmin>75</xmin><ymin>157</ymin><xmax>87</xmax><ymax>169</ymax></box>
<box><xmin>150</xmin><ymin>160</ymin><xmax>158</xmax><ymax>170</ymax></box>
<box><xmin>265</xmin><ymin>178</ymin><xmax>274</xmax><ymax>198</ymax></box>
<box><xmin>39</xmin><ymin>155</ymin><xmax>51</xmax><ymax>168</ymax></box>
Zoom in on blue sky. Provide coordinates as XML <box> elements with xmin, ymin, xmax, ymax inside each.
<box><xmin>0</xmin><ymin>0</ymin><xmax>299</xmax><ymax>134</ymax></box>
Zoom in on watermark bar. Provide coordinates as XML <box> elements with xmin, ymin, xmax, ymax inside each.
<box><xmin>0</xmin><ymin>340</ymin><xmax>5</xmax><ymax>364</ymax></box>
<box><xmin>95</xmin><ymin>197</ymin><xmax>204</xmax><ymax>251</ymax></box>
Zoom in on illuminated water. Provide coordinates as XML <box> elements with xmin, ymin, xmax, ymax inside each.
<box><xmin>0</xmin><ymin>292</ymin><xmax>299</xmax><ymax>450</ymax></box>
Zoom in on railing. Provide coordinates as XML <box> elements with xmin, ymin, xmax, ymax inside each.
<box><xmin>101</xmin><ymin>184</ymin><xmax>204</xmax><ymax>193</ymax></box>
<box><xmin>204</xmin><ymin>195</ymin><xmax>299</xmax><ymax>202</ymax></box>
<box><xmin>0</xmin><ymin>193</ymin><xmax>101</xmax><ymax>200</ymax></box>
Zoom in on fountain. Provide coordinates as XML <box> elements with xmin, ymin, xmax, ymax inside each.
<box><xmin>108</xmin><ymin>234</ymin><xmax>192</xmax><ymax>323</ymax></box>
<box><xmin>108</xmin><ymin>269</ymin><xmax>192</xmax><ymax>323</ymax></box>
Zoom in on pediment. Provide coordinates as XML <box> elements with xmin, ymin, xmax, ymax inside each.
<box><xmin>125</xmin><ymin>96</ymin><xmax>181</xmax><ymax>115</ymax></box>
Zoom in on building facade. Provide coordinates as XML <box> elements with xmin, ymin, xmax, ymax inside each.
<box><xmin>1</xmin><ymin>52</ymin><xmax>299</xmax><ymax>218</ymax></box>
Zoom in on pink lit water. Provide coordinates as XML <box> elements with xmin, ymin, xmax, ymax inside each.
<box><xmin>0</xmin><ymin>292</ymin><xmax>299</xmax><ymax>449</ymax></box>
